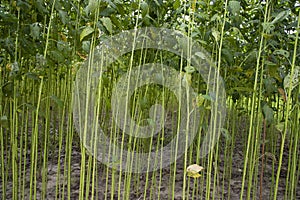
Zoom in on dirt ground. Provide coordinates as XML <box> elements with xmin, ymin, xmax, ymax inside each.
<box><xmin>2</xmin><ymin>138</ymin><xmax>299</xmax><ymax>199</ymax></box>
<box><xmin>1</xmin><ymin>114</ymin><xmax>299</xmax><ymax>200</ymax></box>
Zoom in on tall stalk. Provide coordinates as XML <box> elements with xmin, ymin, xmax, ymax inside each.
<box><xmin>240</xmin><ymin>1</ymin><xmax>269</xmax><ymax>199</ymax></box>
<box><xmin>273</xmin><ymin>10</ymin><xmax>300</xmax><ymax>200</ymax></box>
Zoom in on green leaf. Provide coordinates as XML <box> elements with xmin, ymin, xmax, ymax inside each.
<box><xmin>262</xmin><ymin>22</ymin><xmax>275</xmax><ymax>34</ymax></box>
<box><xmin>228</xmin><ymin>0</ymin><xmax>240</xmax><ymax>15</ymax></box>
<box><xmin>16</xmin><ymin>0</ymin><xmax>31</xmax><ymax>11</ymax></box>
<box><xmin>50</xmin><ymin>95</ymin><xmax>64</xmax><ymax>107</ymax></box>
<box><xmin>82</xmin><ymin>41</ymin><xmax>91</xmax><ymax>52</ymax></box>
<box><xmin>49</xmin><ymin>50</ymin><xmax>65</xmax><ymax>63</ymax></box>
<box><xmin>212</xmin><ymin>28</ymin><xmax>220</xmax><ymax>41</ymax></box>
<box><xmin>196</xmin><ymin>94</ymin><xmax>212</xmax><ymax>107</ymax></box>
<box><xmin>184</xmin><ymin>66</ymin><xmax>195</xmax><ymax>74</ymax></box>
<box><xmin>221</xmin><ymin>48</ymin><xmax>234</xmax><ymax>65</ymax></box>
<box><xmin>264</xmin><ymin>77</ymin><xmax>277</xmax><ymax>94</ymax></box>
<box><xmin>2</xmin><ymin>81</ymin><xmax>14</xmax><ymax>97</ymax></box>
<box><xmin>211</xmin><ymin>14</ymin><xmax>220</xmax><ymax>22</ymax></box>
<box><xmin>262</xmin><ymin>104</ymin><xmax>274</xmax><ymax>125</ymax></box>
<box><xmin>0</xmin><ymin>12</ymin><xmax>17</xmax><ymax>24</ymax></box>
<box><xmin>34</xmin><ymin>0</ymin><xmax>49</xmax><ymax>14</ymax></box>
<box><xmin>154</xmin><ymin>73</ymin><xmax>163</xmax><ymax>83</ymax></box>
<box><xmin>11</xmin><ymin>62</ymin><xmax>19</xmax><ymax>73</ymax></box>
<box><xmin>140</xmin><ymin>1</ymin><xmax>149</xmax><ymax>17</ymax></box>
<box><xmin>58</xmin><ymin>10</ymin><xmax>68</xmax><ymax>24</ymax></box>
<box><xmin>100</xmin><ymin>17</ymin><xmax>113</xmax><ymax>34</ymax></box>
<box><xmin>202</xmin><ymin>94</ymin><xmax>213</xmax><ymax>101</ymax></box>
<box><xmin>100</xmin><ymin>7</ymin><xmax>116</xmax><ymax>16</ymax></box>
<box><xmin>275</xmin><ymin>122</ymin><xmax>284</xmax><ymax>132</ymax></box>
<box><xmin>273</xmin><ymin>49</ymin><xmax>290</xmax><ymax>59</ymax></box>
<box><xmin>195</xmin><ymin>51</ymin><xmax>206</xmax><ymax>60</ymax></box>
<box><xmin>104</xmin><ymin>0</ymin><xmax>118</xmax><ymax>9</ymax></box>
<box><xmin>25</xmin><ymin>72</ymin><xmax>39</xmax><ymax>80</ymax></box>
<box><xmin>230</xmin><ymin>27</ymin><xmax>243</xmax><ymax>38</ymax></box>
<box><xmin>57</xmin><ymin>41</ymin><xmax>67</xmax><ymax>52</ymax></box>
<box><xmin>30</xmin><ymin>23</ymin><xmax>41</xmax><ymax>40</ymax></box>
<box><xmin>183</xmin><ymin>73</ymin><xmax>192</xmax><ymax>86</ymax></box>
<box><xmin>265</xmin><ymin>60</ymin><xmax>277</xmax><ymax>66</ymax></box>
<box><xmin>80</xmin><ymin>26</ymin><xmax>94</xmax><ymax>42</ymax></box>
<box><xmin>24</xmin><ymin>103</ymin><xmax>37</xmax><ymax>111</ymax></box>
<box><xmin>233</xmin><ymin>87</ymin><xmax>254</xmax><ymax>93</ymax></box>
<box><xmin>272</xmin><ymin>10</ymin><xmax>290</xmax><ymax>24</ymax></box>
<box><xmin>221</xmin><ymin>128</ymin><xmax>231</xmax><ymax>141</ymax></box>
<box><xmin>0</xmin><ymin>116</ymin><xmax>8</xmax><ymax>128</ymax></box>
<box><xmin>84</xmin><ymin>0</ymin><xmax>98</xmax><ymax>16</ymax></box>
<box><xmin>283</xmin><ymin>66</ymin><xmax>300</xmax><ymax>92</ymax></box>
<box><xmin>173</xmin><ymin>0</ymin><xmax>181</xmax><ymax>9</ymax></box>
<box><xmin>267</xmin><ymin>65</ymin><xmax>282</xmax><ymax>81</ymax></box>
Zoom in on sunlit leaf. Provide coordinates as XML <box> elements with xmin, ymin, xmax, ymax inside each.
<box><xmin>283</xmin><ymin>66</ymin><xmax>300</xmax><ymax>92</ymax></box>
<box><xmin>228</xmin><ymin>0</ymin><xmax>240</xmax><ymax>15</ymax></box>
<box><xmin>196</xmin><ymin>93</ymin><xmax>213</xmax><ymax>107</ymax></box>
<box><xmin>195</xmin><ymin>51</ymin><xmax>206</xmax><ymax>60</ymax></box>
<box><xmin>196</xmin><ymin>94</ymin><xmax>205</xmax><ymax>106</ymax></box>
<box><xmin>212</xmin><ymin>29</ymin><xmax>220</xmax><ymax>41</ymax></box>
<box><xmin>272</xmin><ymin>10</ymin><xmax>290</xmax><ymax>24</ymax></box>
<box><xmin>265</xmin><ymin>60</ymin><xmax>277</xmax><ymax>66</ymax></box>
<box><xmin>273</xmin><ymin>49</ymin><xmax>290</xmax><ymax>59</ymax></box>
<box><xmin>205</xmin><ymin>105</ymin><xmax>211</xmax><ymax>110</ymax></box>
<box><xmin>262</xmin><ymin>33</ymin><xmax>273</xmax><ymax>39</ymax></box>
<box><xmin>84</xmin><ymin>0</ymin><xmax>98</xmax><ymax>15</ymax></box>
<box><xmin>100</xmin><ymin>17</ymin><xmax>113</xmax><ymax>34</ymax></box>
<box><xmin>58</xmin><ymin>10</ymin><xmax>68</xmax><ymax>24</ymax></box>
<box><xmin>30</xmin><ymin>23</ymin><xmax>40</xmax><ymax>40</ymax></box>
<box><xmin>182</xmin><ymin>73</ymin><xmax>192</xmax><ymax>86</ymax></box>
<box><xmin>184</xmin><ymin>66</ymin><xmax>195</xmax><ymax>74</ymax></box>
<box><xmin>211</xmin><ymin>13</ymin><xmax>220</xmax><ymax>22</ymax></box>
<box><xmin>80</xmin><ymin>26</ymin><xmax>94</xmax><ymax>42</ymax></box>
<box><xmin>275</xmin><ymin>122</ymin><xmax>285</xmax><ymax>132</ymax></box>
<box><xmin>202</xmin><ymin>94</ymin><xmax>213</xmax><ymax>101</ymax></box>
<box><xmin>173</xmin><ymin>0</ymin><xmax>181</xmax><ymax>9</ymax></box>
<box><xmin>262</xmin><ymin>22</ymin><xmax>275</xmax><ymax>34</ymax></box>
<box><xmin>82</xmin><ymin>41</ymin><xmax>91</xmax><ymax>52</ymax></box>
<box><xmin>140</xmin><ymin>1</ymin><xmax>149</xmax><ymax>17</ymax></box>
<box><xmin>104</xmin><ymin>0</ymin><xmax>118</xmax><ymax>9</ymax></box>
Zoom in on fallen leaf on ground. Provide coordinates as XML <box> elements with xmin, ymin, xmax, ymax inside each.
<box><xmin>186</xmin><ymin>164</ymin><xmax>204</xmax><ymax>178</ymax></box>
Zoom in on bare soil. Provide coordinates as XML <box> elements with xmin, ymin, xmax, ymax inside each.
<box><xmin>1</xmin><ymin>115</ymin><xmax>299</xmax><ymax>200</ymax></box>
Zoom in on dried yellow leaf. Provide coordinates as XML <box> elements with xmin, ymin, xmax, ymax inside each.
<box><xmin>186</xmin><ymin>164</ymin><xmax>204</xmax><ymax>178</ymax></box>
